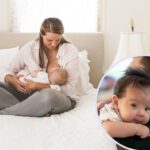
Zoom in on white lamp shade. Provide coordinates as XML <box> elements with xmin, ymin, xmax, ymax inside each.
<box><xmin>112</xmin><ymin>32</ymin><xmax>150</xmax><ymax>66</ymax></box>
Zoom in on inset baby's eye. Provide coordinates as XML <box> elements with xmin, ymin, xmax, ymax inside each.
<box><xmin>131</xmin><ymin>103</ymin><xmax>137</xmax><ymax>108</ymax></box>
<box><xmin>48</xmin><ymin>40</ymin><xmax>52</xmax><ymax>42</ymax></box>
<box><xmin>145</xmin><ymin>107</ymin><xmax>150</xmax><ymax>111</ymax></box>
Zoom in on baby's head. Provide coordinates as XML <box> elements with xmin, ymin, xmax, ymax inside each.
<box><xmin>112</xmin><ymin>68</ymin><xmax>150</xmax><ymax>125</ymax></box>
<box><xmin>48</xmin><ymin>68</ymin><xmax>68</xmax><ymax>86</ymax></box>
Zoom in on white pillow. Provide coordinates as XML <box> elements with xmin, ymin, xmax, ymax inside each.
<box><xmin>0</xmin><ymin>47</ymin><xmax>19</xmax><ymax>68</ymax></box>
<box><xmin>77</xmin><ymin>50</ymin><xmax>93</xmax><ymax>95</ymax></box>
<box><xmin>0</xmin><ymin>47</ymin><xmax>19</xmax><ymax>82</ymax></box>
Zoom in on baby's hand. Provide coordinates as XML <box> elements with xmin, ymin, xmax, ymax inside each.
<box><xmin>135</xmin><ymin>124</ymin><xmax>150</xmax><ymax>138</ymax></box>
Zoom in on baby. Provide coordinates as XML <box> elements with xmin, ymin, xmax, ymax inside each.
<box><xmin>18</xmin><ymin>68</ymin><xmax>68</xmax><ymax>90</ymax></box>
<box><xmin>100</xmin><ymin>68</ymin><xmax>150</xmax><ymax>139</ymax></box>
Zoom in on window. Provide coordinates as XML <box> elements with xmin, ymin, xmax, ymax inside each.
<box><xmin>9</xmin><ymin>0</ymin><xmax>102</xmax><ymax>32</ymax></box>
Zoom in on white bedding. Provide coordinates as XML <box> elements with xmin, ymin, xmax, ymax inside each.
<box><xmin>0</xmin><ymin>32</ymin><xmax>115</xmax><ymax>150</ymax></box>
<box><xmin>0</xmin><ymin>89</ymin><xmax>116</xmax><ymax>150</ymax></box>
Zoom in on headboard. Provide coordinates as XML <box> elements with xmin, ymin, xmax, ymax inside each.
<box><xmin>0</xmin><ymin>32</ymin><xmax>104</xmax><ymax>88</ymax></box>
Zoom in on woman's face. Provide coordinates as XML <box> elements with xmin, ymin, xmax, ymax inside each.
<box><xmin>42</xmin><ymin>32</ymin><xmax>62</xmax><ymax>50</ymax></box>
<box><xmin>114</xmin><ymin>86</ymin><xmax>150</xmax><ymax>125</ymax></box>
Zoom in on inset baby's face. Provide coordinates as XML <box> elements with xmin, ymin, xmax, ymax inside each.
<box><xmin>117</xmin><ymin>86</ymin><xmax>150</xmax><ymax>125</ymax></box>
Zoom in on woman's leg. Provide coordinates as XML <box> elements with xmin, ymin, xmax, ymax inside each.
<box><xmin>0</xmin><ymin>82</ymin><xmax>29</xmax><ymax>101</ymax></box>
<box><xmin>0</xmin><ymin>88</ymin><xmax>75</xmax><ymax>117</ymax></box>
<box><xmin>0</xmin><ymin>87</ymin><xmax>20</xmax><ymax>109</ymax></box>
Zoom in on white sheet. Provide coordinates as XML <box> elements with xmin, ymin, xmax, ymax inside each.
<box><xmin>0</xmin><ymin>89</ymin><xmax>116</xmax><ymax>150</ymax></box>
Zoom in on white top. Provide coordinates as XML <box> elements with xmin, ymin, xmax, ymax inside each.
<box><xmin>19</xmin><ymin>71</ymin><xmax>49</xmax><ymax>84</ymax></box>
<box><xmin>2</xmin><ymin>39</ymin><xmax>80</xmax><ymax>102</ymax></box>
<box><xmin>99</xmin><ymin>103</ymin><xmax>122</xmax><ymax>122</ymax></box>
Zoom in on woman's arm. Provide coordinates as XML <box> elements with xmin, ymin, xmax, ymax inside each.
<box><xmin>103</xmin><ymin>121</ymin><xmax>150</xmax><ymax>138</ymax></box>
<box><xmin>23</xmin><ymin>79</ymin><xmax>50</xmax><ymax>94</ymax></box>
<box><xmin>51</xmin><ymin>44</ymin><xmax>80</xmax><ymax>100</ymax></box>
<box><xmin>5</xmin><ymin>74</ymin><xmax>26</xmax><ymax>93</ymax></box>
<box><xmin>59</xmin><ymin>57</ymin><xmax>80</xmax><ymax>99</ymax></box>
<box><xmin>1</xmin><ymin>41</ymin><xmax>36</xmax><ymax>83</ymax></box>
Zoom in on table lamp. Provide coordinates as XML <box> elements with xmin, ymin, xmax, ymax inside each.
<box><xmin>111</xmin><ymin>20</ymin><xmax>150</xmax><ymax>67</ymax></box>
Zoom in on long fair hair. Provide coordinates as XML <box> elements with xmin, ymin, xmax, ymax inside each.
<box><xmin>39</xmin><ymin>18</ymin><xmax>68</xmax><ymax>68</ymax></box>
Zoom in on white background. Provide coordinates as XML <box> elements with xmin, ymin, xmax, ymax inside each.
<box><xmin>1</xmin><ymin>0</ymin><xmax>150</xmax><ymax>71</ymax></box>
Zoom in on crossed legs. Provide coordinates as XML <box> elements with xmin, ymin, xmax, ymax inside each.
<box><xmin>0</xmin><ymin>82</ymin><xmax>74</xmax><ymax>117</ymax></box>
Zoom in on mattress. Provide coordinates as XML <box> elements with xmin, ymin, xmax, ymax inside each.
<box><xmin>0</xmin><ymin>89</ymin><xmax>116</xmax><ymax>150</ymax></box>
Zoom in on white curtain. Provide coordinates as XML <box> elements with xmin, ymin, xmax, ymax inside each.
<box><xmin>9</xmin><ymin>0</ymin><xmax>101</xmax><ymax>32</ymax></box>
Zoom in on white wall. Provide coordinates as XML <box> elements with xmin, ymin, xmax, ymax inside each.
<box><xmin>1</xmin><ymin>0</ymin><xmax>150</xmax><ymax>71</ymax></box>
<box><xmin>0</xmin><ymin>0</ymin><xmax>10</xmax><ymax>31</ymax></box>
<box><xmin>104</xmin><ymin>0</ymin><xmax>150</xmax><ymax>71</ymax></box>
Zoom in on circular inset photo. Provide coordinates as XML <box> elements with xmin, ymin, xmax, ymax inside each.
<box><xmin>97</xmin><ymin>56</ymin><xmax>150</xmax><ymax>150</ymax></box>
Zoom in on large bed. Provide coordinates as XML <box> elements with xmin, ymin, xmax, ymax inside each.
<box><xmin>0</xmin><ymin>32</ymin><xmax>117</xmax><ymax>150</ymax></box>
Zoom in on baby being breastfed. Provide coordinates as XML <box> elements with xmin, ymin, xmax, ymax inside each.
<box><xmin>18</xmin><ymin>68</ymin><xmax>68</xmax><ymax>86</ymax></box>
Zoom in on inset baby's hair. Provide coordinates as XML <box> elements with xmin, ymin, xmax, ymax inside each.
<box><xmin>114</xmin><ymin>68</ymin><xmax>150</xmax><ymax>98</ymax></box>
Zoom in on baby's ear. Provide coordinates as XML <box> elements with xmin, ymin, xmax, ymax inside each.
<box><xmin>112</xmin><ymin>95</ymin><xmax>119</xmax><ymax>108</ymax></box>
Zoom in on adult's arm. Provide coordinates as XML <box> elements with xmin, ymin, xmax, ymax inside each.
<box><xmin>24</xmin><ymin>79</ymin><xmax>50</xmax><ymax>94</ymax></box>
<box><xmin>5</xmin><ymin>74</ymin><xmax>26</xmax><ymax>93</ymax></box>
<box><xmin>1</xmin><ymin>41</ymin><xmax>35</xmax><ymax>82</ymax></box>
<box><xmin>60</xmin><ymin>57</ymin><xmax>80</xmax><ymax>99</ymax></box>
<box><xmin>5</xmin><ymin>74</ymin><xmax>50</xmax><ymax>94</ymax></box>
<box><xmin>50</xmin><ymin>44</ymin><xmax>80</xmax><ymax>101</ymax></box>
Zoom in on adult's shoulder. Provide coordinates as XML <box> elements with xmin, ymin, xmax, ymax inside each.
<box><xmin>20</xmin><ymin>39</ymin><xmax>39</xmax><ymax>52</ymax></box>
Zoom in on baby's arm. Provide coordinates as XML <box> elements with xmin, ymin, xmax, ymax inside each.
<box><xmin>102</xmin><ymin>121</ymin><xmax>150</xmax><ymax>138</ymax></box>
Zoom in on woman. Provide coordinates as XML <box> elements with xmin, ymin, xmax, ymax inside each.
<box><xmin>0</xmin><ymin>17</ymin><xmax>79</xmax><ymax>117</ymax></box>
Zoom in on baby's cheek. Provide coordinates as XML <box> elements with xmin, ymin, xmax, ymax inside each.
<box><xmin>146</xmin><ymin>114</ymin><xmax>150</xmax><ymax>123</ymax></box>
<box><xmin>120</xmin><ymin>113</ymin><xmax>130</xmax><ymax>122</ymax></box>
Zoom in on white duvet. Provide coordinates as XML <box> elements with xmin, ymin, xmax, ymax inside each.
<box><xmin>0</xmin><ymin>89</ymin><xmax>116</xmax><ymax>150</ymax></box>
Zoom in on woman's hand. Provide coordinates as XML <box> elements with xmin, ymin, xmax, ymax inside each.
<box><xmin>24</xmin><ymin>79</ymin><xmax>50</xmax><ymax>94</ymax></box>
<box><xmin>23</xmin><ymin>79</ymin><xmax>36</xmax><ymax>94</ymax></box>
<box><xmin>5</xmin><ymin>75</ymin><xmax>26</xmax><ymax>93</ymax></box>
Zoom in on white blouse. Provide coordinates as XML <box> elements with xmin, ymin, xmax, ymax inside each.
<box><xmin>2</xmin><ymin>39</ymin><xmax>80</xmax><ymax>102</ymax></box>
